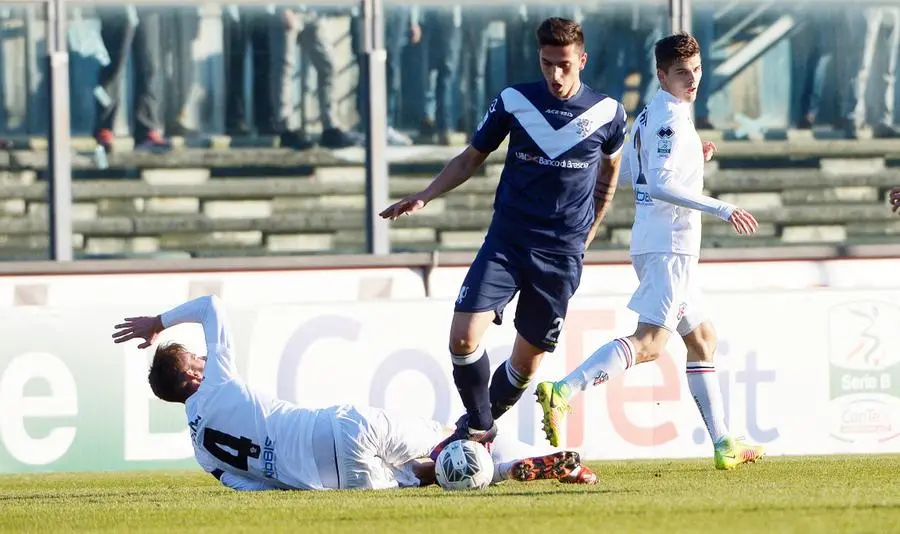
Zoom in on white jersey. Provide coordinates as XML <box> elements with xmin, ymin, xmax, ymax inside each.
<box><xmin>162</xmin><ymin>296</ymin><xmax>324</xmax><ymax>491</ymax></box>
<box><xmin>624</xmin><ymin>90</ymin><xmax>732</xmax><ymax>257</ymax></box>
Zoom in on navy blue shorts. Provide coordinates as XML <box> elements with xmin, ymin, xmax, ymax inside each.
<box><xmin>453</xmin><ymin>237</ymin><xmax>583</xmax><ymax>352</ymax></box>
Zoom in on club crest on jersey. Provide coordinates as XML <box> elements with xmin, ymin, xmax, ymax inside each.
<box><xmin>657</xmin><ymin>138</ymin><xmax>672</xmax><ymax>155</ymax></box>
<box><xmin>574</xmin><ymin>117</ymin><xmax>594</xmax><ymax>137</ymax></box>
<box><xmin>657</xmin><ymin>126</ymin><xmax>674</xmax><ymax>138</ymax></box>
<box><xmin>476</xmin><ymin>98</ymin><xmax>498</xmax><ymax>131</ymax></box>
<box><xmin>456</xmin><ymin>285</ymin><xmax>469</xmax><ymax>305</ymax></box>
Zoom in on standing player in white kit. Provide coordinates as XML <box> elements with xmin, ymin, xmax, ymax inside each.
<box><xmin>112</xmin><ymin>295</ymin><xmax>596</xmax><ymax>491</ymax></box>
<box><xmin>536</xmin><ymin>33</ymin><xmax>765</xmax><ymax>470</ymax></box>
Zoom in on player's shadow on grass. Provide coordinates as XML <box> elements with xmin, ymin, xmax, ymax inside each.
<box><xmin>425</xmin><ymin>488</ymin><xmax>632</xmax><ymax>498</ymax></box>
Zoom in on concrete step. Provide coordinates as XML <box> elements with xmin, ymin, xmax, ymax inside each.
<box><xmin>0</xmin><ymin>176</ymin><xmax>502</xmax><ymax>201</ymax></box>
<box><xmin>705</xmin><ymin>168</ymin><xmax>900</xmax><ymax>193</ymax></box>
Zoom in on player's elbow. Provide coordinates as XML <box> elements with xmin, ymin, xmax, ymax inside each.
<box><xmin>198</xmin><ymin>294</ymin><xmax>223</xmax><ymax>310</ymax></box>
<box><xmin>196</xmin><ymin>294</ymin><xmax>225</xmax><ymax>319</ymax></box>
<box><xmin>645</xmin><ymin>173</ymin><xmax>672</xmax><ymax>201</ymax></box>
<box><xmin>459</xmin><ymin>146</ymin><xmax>489</xmax><ymax>172</ymax></box>
<box><xmin>646</xmin><ymin>181</ymin><xmax>664</xmax><ymax>200</ymax></box>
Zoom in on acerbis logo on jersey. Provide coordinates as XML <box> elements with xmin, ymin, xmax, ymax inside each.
<box><xmin>545</xmin><ymin>108</ymin><xmax>574</xmax><ymax>118</ymax></box>
<box><xmin>515</xmin><ymin>151</ymin><xmax>590</xmax><ymax>169</ymax></box>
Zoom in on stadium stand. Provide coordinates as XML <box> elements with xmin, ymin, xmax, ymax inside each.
<box><xmin>0</xmin><ymin>136</ymin><xmax>896</xmax><ymax>260</ymax></box>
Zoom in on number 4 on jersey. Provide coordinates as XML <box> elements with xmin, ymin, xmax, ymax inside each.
<box><xmin>203</xmin><ymin>428</ymin><xmax>261</xmax><ymax>471</ymax></box>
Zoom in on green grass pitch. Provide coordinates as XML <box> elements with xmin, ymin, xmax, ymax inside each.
<box><xmin>2</xmin><ymin>455</ymin><xmax>899</xmax><ymax>534</ymax></box>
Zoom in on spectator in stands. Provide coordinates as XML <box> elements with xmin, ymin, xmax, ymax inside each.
<box><xmin>890</xmin><ymin>186</ymin><xmax>900</xmax><ymax>214</ymax></box>
<box><xmin>580</xmin><ymin>4</ymin><xmax>668</xmax><ymax>119</ymax></box>
<box><xmin>840</xmin><ymin>6</ymin><xmax>900</xmax><ymax>139</ymax></box>
<box><xmin>418</xmin><ymin>6</ymin><xmax>463</xmax><ymax>145</ymax></box>
<box><xmin>350</xmin><ymin>4</ymin><xmax>418</xmax><ymax>146</ymax></box>
<box><xmin>94</xmin><ymin>6</ymin><xmax>169</xmax><ymax>153</ymax></box>
<box><xmin>160</xmin><ymin>6</ymin><xmax>200</xmax><ymax>137</ymax></box>
<box><xmin>290</xmin><ymin>7</ymin><xmax>357</xmax><ymax>149</ymax></box>
<box><xmin>221</xmin><ymin>6</ymin><xmax>312</xmax><ymax>150</ymax></box>
<box><xmin>692</xmin><ymin>7</ymin><xmax>715</xmax><ymax>130</ymax></box>
<box><xmin>792</xmin><ymin>10</ymin><xmax>837</xmax><ymax>129</ymax></box>
<box><xmin>459</xmin><ymin>7</ymin><xmax>500</xmax><ymax>138</ymax></box>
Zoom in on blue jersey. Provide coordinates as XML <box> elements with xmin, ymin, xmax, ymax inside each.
<box><xmin>471</xmin><ymin>81</ymin><xmax>626</xmax><ymax>254</ymax></box>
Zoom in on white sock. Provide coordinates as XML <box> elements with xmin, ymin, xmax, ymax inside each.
<box><xmin>493</xmin><ymin>461</ymin><xmax>515</xmax><ymax>483</ymax></box>
<box><xmin>560</xmin><ymin>338</ymin><xmax>635</xmax><ymax>396</ymax></box>
<box><xmin>686</xmin><ymin>362</ymin><xmax>729</xmax><ymax>444</ymax></box>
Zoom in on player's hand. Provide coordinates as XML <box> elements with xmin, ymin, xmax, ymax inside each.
<box><xmin>379</xmin><ymin>191</ymin><xmax>430</xmax><ymax>220</ymax></box>
<box><xmin>702</xmin><ymin>141</ymin><xmax>717</xmax><ymax>162</ymax></box>
<box><xmin>728</xmin><ymin>208</ymin><xmax>759</xmax><ymax>235</ymax></box>
<box><xmin>112</xmin><ymin>315</ymin><xmax>164</xmax><ymax>349</ymax></box>
<box><xmin>890</xmin><ymin>186</ymin><xmax>900</xmax><ymax>214</ymax></box>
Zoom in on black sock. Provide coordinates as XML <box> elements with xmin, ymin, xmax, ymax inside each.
<box><xmin>451</xmin><ymin>348</ymin><xmax>494</xmax><ymax>431</ymax></box>
<box><xmin>489</xmin><ymin>359</ymin><xmax>531</xmax><ymax>420</ymax></box>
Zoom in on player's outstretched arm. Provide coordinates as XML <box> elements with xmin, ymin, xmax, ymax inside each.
<box><xmin>586</xmin><ymin>153</ymin><xmax>622</xmax><ymax>248</ymax></box>
<box><xmin>727</xmin><ymin>207</ymin><xmax>759</xmax><ymax>235</ymax></box>
<box><xmin>112</xmin><ymin>295</ymin><xmax>237</xmax><ymax>383</ymax></box>
<box><xmin>379</xmin><ymin>146</ymin><xmax>490</xmax><ymax>220</ymax></box>
<box><xmin>648</xmin><ymin>172</ymin><xmax>759</xmax><ymax>235</ymax></box>
<box><xmin>890</xmin><ymin>186</ymin><xmax>900</xmax><ymax>214</ymax></box>
<box><xmin>112</xmin><ymin>315</ymin><xmax>164</xmax><ymax>349</ymax></box>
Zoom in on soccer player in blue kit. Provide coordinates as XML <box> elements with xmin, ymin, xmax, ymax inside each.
<box><xmin>381</xmin><ymin>17</ymin><xmax>625</xmax><ymax>477</ymax></box>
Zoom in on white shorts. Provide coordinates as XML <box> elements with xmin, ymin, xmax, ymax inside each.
<box><xmin>326</xmin><ymin>404</ymin><xmax>445</xmax><ymax>490</ymax></box>
<box><xmin>627</xmin><ymin>253</ymin><xmax>707</xmax><ymax>336</ymax></box>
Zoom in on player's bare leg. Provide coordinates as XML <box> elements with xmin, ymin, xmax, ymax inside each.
<box><xmin>683</xmin><ymin>322</ymin><xmax>764</xmax><ymax>469</ymax></box>
<box><xmin>537</xmin><ymin>323</ymin><xmax>670</xmax><ymax>446</ymax></box>
<box><xmin>431</xmin><ymin>310</ymin><xmax>499</xmax><ymax>460</ymax></box>
<box><xmin>489</xmin><ymin>333</ymin><xmax>546</xmax><ymax>420</ymax></box>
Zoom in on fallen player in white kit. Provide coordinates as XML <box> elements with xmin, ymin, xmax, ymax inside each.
<box><xmin>111</xmin><ymin>295</ymin><xmax>598</xmax><ymax>491</ymax></box>
<box><xmin>536</xmin><ymin>32</ymin><xmax>765</xmax><ymax>470</ymax></box>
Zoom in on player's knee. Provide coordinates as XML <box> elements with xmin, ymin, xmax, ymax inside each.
<box><xmin>448</xmin><ymin>312</ymin><xmax>494</xmax><ymax>356</ymax></box>
<box><xmin>508</xmin><ymin>352</ymin><xmax>541</xmax><ymax>379</ymax></box>
<box><xmin>449</xmin><ymin>337</ymin><xmax>480</xmax><ymax>356</ymax></box>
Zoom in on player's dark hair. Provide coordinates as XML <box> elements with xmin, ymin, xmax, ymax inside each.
<box><xmin>148</xmin><ymin>342</ymin><xmax>189</xmax><ymax>403</ymax></box>
<box><xmin>535</xmin><ymin>17</ymin><xmax>584</xmax><ymax>50</ymax></box>
<box><xmin>655</xmin><ymin>32</ymin><xmax>701</xmax><ymax>72</ymax></box>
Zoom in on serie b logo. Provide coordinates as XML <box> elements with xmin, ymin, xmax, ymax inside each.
<box><xmin>827</xmin><ymin>301</ymin><xmax>900</xmax><ymax>444</ymax></box>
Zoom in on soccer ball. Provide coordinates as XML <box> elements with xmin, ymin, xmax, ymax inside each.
<box><xmin>435</xmin><ymin>439</ymin><xmax>495</xmax><ymax>491</ymax></box>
